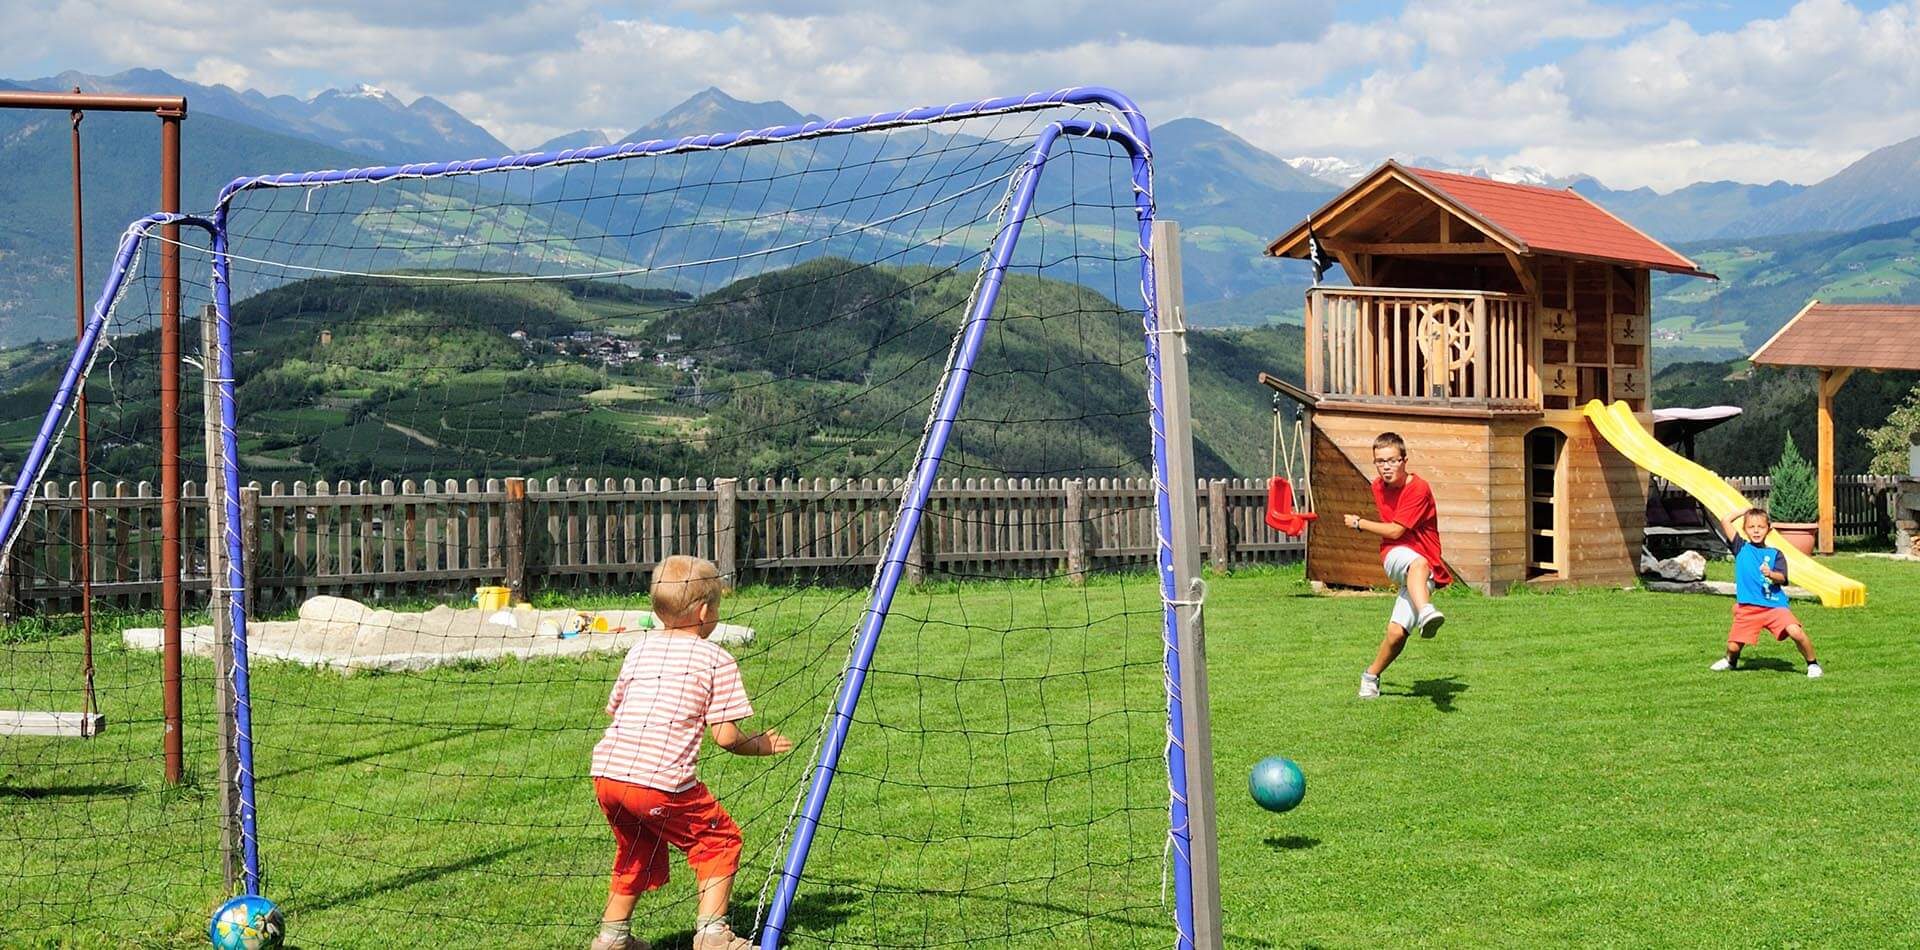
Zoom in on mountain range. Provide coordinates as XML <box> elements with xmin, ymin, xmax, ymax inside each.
<box><xmin>8</xmin><ymin>67</ymin><xmax>1920</xmax><ymax>353</ymax></box>
<box><xmin>19</xmin><ymin>68</ymin><xmax>511</xmax><ymax>162</ymax></box>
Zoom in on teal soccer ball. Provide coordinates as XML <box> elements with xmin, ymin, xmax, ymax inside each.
<box><xmin>210</xmin><ymin>894</ymin><xmax>284</xmax><ymax>950</ymax></box>
<box><xmin>1249</xmin><ymin>756</ymin><xmax>1306</xmax><ymax>813</ymax></box>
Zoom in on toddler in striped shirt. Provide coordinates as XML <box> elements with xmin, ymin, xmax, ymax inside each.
<box><xmin>590</xmin><ymin>555</ymin><xmax>792</xmax><ymax>950</ymax></box>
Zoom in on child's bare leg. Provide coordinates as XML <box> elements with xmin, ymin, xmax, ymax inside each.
<box><xmin>695</xmin><ymin>872</ymin><xmax>734</xmax><ymax>920</ymax></box>
<box><xmin>1785</xmin><ymin>625</ymin><xmax>1816</xmax><ymax>663</ymax></box>
<box><xmin>1367</xmin><ymin>623</ymin><xmax>1409</xmax><ymax>677</ymax></box>
<box><xmin>597</xmin><ymin>890</ymin><xmax>641</xmax><ymax>948</ymax></box>
<box><xmin>1404</xmin><ymin>558</ymin><xmax>1433</xmax><ymax>612</ymax></box>
<box><xmin>1725</xmin><ymin>642</ymin><xmax>1743</xmax><ymax>662</ymax></box>
<box><xmin>602</xmin><ymin>892</ymin><xmax>640</xmax><ymax>923</ymax></box>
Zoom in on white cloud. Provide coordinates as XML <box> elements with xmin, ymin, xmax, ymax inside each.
<box><xmin>9</xmin><ymin>0</ymin><xmax>1920</xmax><ymax>188</ymax></box>
<box><xmin>1225</xmin><ymin>0</ymin><xmax>1920</xmax><ymax>190</ymax></box>
<box><xmin>183</xmin><ymin>57</ymin><xmax>256</xmax><ymax>91</ymax></box>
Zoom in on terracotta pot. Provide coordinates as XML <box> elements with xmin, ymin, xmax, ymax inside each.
<box><xmin>1773</xmin><ymin>522</ymin><xmax>1818</xmax><ymax>556</ymax></box>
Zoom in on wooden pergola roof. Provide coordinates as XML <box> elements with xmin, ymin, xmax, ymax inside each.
<box><xmin>1752</xmin><ymin>301</ymin><xmax>1920</xmax><ymax>371</ymax></box>
<box><xmin>1266</xmin><ymin>160</ymin><xmax>1716</xmax><ymax>279</ymax></box>
<box><xmin>1749</xmin><ymin>299</ymin><xmax>1920</xmax><ymax>556</ymax></box>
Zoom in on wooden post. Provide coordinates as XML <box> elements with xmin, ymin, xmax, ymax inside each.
<box><xmin>1817</xmin><ymin>367</ymin><xmax>1853</xmax><ymax>555</ymax></box>
<box><xmin>1304</xmin><ymin>290</ymin><xmax>1320</xmax><ymax>394</ymax></box>
<box><xmin>200</xmin><ymin>302</ymin><xmax>242</xmax><ymax>888</ymax></box>
<box><xmin>503</xmin><ymin>477</ymin><xmax>528</xmax><ymax>601</ymax></box>
<box><xmin>240</xmin><ymin>486</ymin><xmax>259</xmax><ymax>621</ymax></box>
<box><xmin>1472</xmin><ymin>294</ymin><xmax>1489</xmax><ymax>400</ymax></box>
<box><xmin>1207</xmin><ymin>479</ymin><xmax>1229</xmax><ymax>571</ymax></box>
<box><xmin>1064</xmin><ymin>479</ymin><xmax>1087</xmax><ymax>583</ymax></box>
<box><xmin>1150</xmin><ymin>219</ymin><xmax>1222</xmax><ymax>948</ymax></box>
<box><xmin>0</xmin><ymin>484</ymin><xmax>18</xmax><ymax>623</ymax></box>
<box><xmin>903</xmin><ymin>479</ymin><xmax>926</xmax><ymax>586</ymax></box>
<box><xmin>714</xmin><ymin>478</ymin><xmax>739</xmax><ymax>586</ymax></box>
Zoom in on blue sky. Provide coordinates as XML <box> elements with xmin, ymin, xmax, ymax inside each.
<box><xmin>7</xmin><ymin>0</ymin><xmax>1919</xmax><ymax>191</ymax></box>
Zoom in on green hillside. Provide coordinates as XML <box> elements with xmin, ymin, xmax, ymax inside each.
<box><xmin>1652</xmin><ymin>215</ymin><xmax>1920</xmax><ymax>361</ymax></box>
<box><xmin>1653</xmin><ymin>359</ymin><xmax>1920</xmax><ymax>476</ymax></box>
<box><xmin>0</xmin><ymin>262</ymin><xmax>1303</xmax><ymax>487</ymax></box>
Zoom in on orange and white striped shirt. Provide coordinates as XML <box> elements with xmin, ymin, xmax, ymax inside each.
<box><xmin>591</xmin><ymin>634</ymin><xmax>753</xmax><ymax>792</ymax></box>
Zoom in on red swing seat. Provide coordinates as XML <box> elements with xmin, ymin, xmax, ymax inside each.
<box><xmin>1264</xmin><ymin>476</ymin><xmax>1318</xmax><ymax>537</ymax></box>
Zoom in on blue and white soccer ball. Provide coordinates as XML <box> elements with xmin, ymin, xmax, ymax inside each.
<box><xmin>210</xmin><ymin>894</ymin><xmax>285</xmax><ymax>950</ymax></box>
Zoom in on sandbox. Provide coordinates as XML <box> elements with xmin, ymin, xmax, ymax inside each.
<box><xmin>123</xmin><ymin>595</ymin><xmax>755</xmax><ymax>672</ymax></box>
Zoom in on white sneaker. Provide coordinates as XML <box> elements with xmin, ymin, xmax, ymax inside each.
<box><xmin>1414</xmin><ymin>606</ymin><xmax>1445</xmax><ymax>639</ymax></box>
<box><xmin>1358</xmin><ymin>673</ymin><xmax>1381</xmax><ymax>699</ymax></box>
<box><xmin>1709</xmin><ymin>657</ymin><xmax>1733</xmax><ymax>672</ymax></box>
<box><xmin>692</xmin><ymin>925</ymin><xmax>752</xmax><ymax>950</ymax></box>
<box><xmin>1807</xmin><ymin>662</ymin><xmax>1824</xmax><ymax>679</ymax></box>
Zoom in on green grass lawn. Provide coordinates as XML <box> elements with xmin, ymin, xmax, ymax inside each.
<box><xmin>4</xmin><ymin>555</ymin><xmax>1919</xmax><ymax>947</ymax></box>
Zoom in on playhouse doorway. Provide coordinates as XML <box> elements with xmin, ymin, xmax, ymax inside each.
<box><xmin>1526</xmin><ymin>427</ymin><xmax>1567</xmax><ymax>578</ymax></box>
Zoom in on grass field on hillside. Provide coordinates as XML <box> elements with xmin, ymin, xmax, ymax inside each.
<box><xmin>4</xmin><ymin>555</ymin><xmax>1919</xmax><ymax>947</ymax></box>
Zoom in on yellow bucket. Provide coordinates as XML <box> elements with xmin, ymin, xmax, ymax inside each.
<box><xmin>475</xmin><ymin>586</ymin><xmax>511</xmax><ymax>612</ymax></box>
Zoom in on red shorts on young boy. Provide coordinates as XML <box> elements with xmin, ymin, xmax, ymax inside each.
<box><xmin>1728</xmin><ymin>604</ymin><xmax>1801</xmax><ymax>646</ymax></box>
<box><xmin>594</xmin><ymin>777</ymin><xmax>742</xmax><ymax>895</ymax></box>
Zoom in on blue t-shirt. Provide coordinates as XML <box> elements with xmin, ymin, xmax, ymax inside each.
<box><xmin>1730</xmin><ymin>537</ymin><xmax>1790</xmax><ymax>608</ymax></box>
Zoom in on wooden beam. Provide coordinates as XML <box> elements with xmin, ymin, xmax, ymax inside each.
<box><xmin>1376</xmin><ymin>204</ymin><xmax>1439</xmax><ymax>244</ymax></box>
<box><xmin>1503</xmin><ymin>250</ymin><xmax>1539</xmax><ymax>297</ymax></box>
<box><xmin>1816</xmin><ymin>366</ymin><xmax>1855</xmax><ymax>555</ymax></box>
<box><xmin>1322</xmin><ymin>240</ymin><xmax>1504</xmax><ymax>256</ymax></box>
<box><xmin>1258</xmin><ymin>372</ymin><xmax>1319</xmax><ymax>408</ymax></box>
<box><xmin>1331</xmin><ymin>250</ymin><xmax>1371</xmax><ymax>286</ymax></box>
<box><xmin>1267</xmin><ymin>176</ymin><xmax>1410</xmax><ymax>256</ymax></box>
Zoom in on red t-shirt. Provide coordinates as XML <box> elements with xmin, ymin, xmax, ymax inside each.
<box><xmin>1371</xmin><ymin>472</ymin><xmax>1451</xmax><ymax>587</ymax></box>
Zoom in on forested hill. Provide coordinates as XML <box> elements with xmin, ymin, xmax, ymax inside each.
<box><xmin>1653</xmin><ymin>359</ymin><xmax>1920</xmax><ymax>476</ymax></box>
<box><xmin>0</xmin><ymin>261</ymin><xmax>1303</xmax><ymax>485</ymax></box>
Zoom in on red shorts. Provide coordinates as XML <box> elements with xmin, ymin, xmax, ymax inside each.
<box><xmin>594</xmin><ymin>777</ymin><xmax>742</xmax><ymax>895</ymax></box>
<box><xmin>1728</xmin><ymin>604</ymin><xmax>1802</xmax><ymax>646</ymax></box>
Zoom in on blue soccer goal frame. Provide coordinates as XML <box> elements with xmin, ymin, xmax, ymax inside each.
<box><xmin>0</xmin><ymin>86</ymin><xmax>1217</xmax><ymax>949</ymax></box>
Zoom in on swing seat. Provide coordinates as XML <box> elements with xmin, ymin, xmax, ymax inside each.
<box><xmin>0</xmin><ymin>710</ymin><xmax>106</xmax><ymax>738</ymax></box>
<box><xmin>1264</xmin><ymin>476</ymin><xmax>1318</xmax><ymax>537</ymax></box>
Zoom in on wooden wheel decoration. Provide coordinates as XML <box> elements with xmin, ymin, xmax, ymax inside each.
<box><xmin>1416</xmin><ymin>301</ymin><xmax>1474</xmax><ymax>373</ymax></box>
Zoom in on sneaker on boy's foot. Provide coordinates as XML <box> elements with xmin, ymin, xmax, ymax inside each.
<box><xmin>1709</xmin><ymin>657</ymin><xmax>1734</xmax><ymax>672</ymax></box>
<box><xmin>589</xmin><ymin>936</ymin><xmax>650</xmax><ymax>950</ymax></box>
<box><xmin>1807</xmin><ymin>662</ymin><xmax>1824</xmax><ymax>679</ymax></box>
<box><xmin>692</xmin><ymin>925</ymin><xmax>752</xmax><ymax>950</ymax></box>
<box><xmin>1414</xmin><ymin>605</ymin><xmax>1445</xmax><ymax>639</ymax></box>
<box><xmin>1358</xmin><ymin>673</ymin><xmax>1381</xmax><ymax>699</ymax></box>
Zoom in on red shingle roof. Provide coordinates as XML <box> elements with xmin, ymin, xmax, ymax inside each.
<box><xmin>1402</xmin><ymin>167</ymin><xmax>1709</xmax><ymax>277</ymax></box>
<box><xmin>1751</xmin><ymin>302</ymin><xmax>1920</xmax><ymax>371</ymax></box>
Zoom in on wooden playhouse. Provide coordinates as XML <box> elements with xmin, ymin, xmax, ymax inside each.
<box><xmin>1266</xmin><ymin>161</ymin><xmax>1715</xmax><ymax>593</ymax></box>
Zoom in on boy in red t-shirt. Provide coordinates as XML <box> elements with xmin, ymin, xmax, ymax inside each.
<box><xmin>589</xmin><ymin>555</ymin><xmax>794</xmax><ymax>950</ymax></box>
<box><xmin>1341</xmin><ymin>432</ymin><xmax>1452</xmax><ymax>699</ymax></box>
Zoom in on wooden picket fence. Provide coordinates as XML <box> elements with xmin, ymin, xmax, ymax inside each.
<box><xmin>1695</xmin><ymin>474</ymin><xmax>1902</xmax><ymax>538</ymax></box>
<box><xmin>1649</xmin><ymin>474</ymin><xmax>1902</xmax><ymax>540</ymax></box>
<box><xmin>0</xmin><ymin>475</ymin><xmax>1304</xmax><ymax>615</ymax></box>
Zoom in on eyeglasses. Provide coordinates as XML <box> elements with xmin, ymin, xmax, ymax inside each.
<box><xmin>1373</xmin><ymin>457</ymin><xmax>1405</xmax><ymax>468</ymax></box>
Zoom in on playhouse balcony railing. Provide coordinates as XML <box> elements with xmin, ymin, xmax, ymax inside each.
<box><xmin>1305</xmin><ymin>287</ymin><xmax>1539</xmax><ymax>413</ymax></box>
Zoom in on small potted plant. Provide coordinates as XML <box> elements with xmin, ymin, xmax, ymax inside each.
<box><xmin>1766</xmin><ymin>433</ymin><xmax>1820</xmax><ymax>555</ymax></box>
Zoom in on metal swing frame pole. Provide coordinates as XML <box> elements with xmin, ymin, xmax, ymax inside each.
<box><xmin>0</xmin><ymin>89</ymin><xmax>188</xmax><ymax>776</ymax></box>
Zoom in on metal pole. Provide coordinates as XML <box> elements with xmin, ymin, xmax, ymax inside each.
<box><xmin>0</xmin><ymin>91</ymin><xmax>189</xmax><ymax>112</ymax></box>
<box><xmin>1151</xmin><ymin>220</ymin><xmax>1223</xmax><ymax>949</ymax></box>
<box><xmin>70</xmin><ymin>100</ymin><xmax>98</xmax><ymax>730</ymax></box>
<box><xmin>160</xmin><ymin>109</ymin><xmax>184</xmax><ymax>785</ymax></box>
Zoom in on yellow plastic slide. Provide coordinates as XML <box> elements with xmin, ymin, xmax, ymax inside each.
<box><xmin>1582</xmin><ymin>400</ymin><xmax>1866</xmax><ymax>607</ymax></box>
